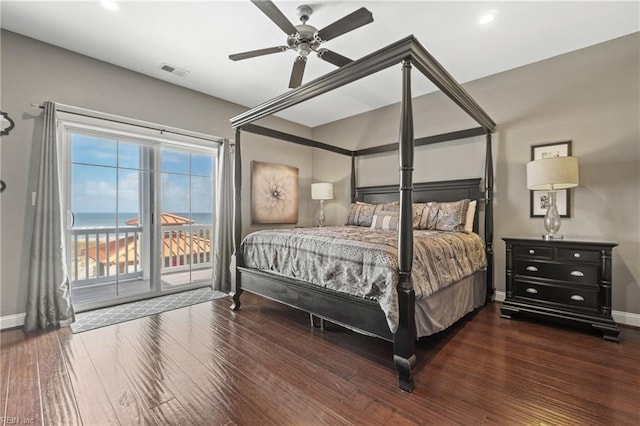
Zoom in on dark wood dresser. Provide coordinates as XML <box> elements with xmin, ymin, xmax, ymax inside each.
<box><xmin>501</xmin><ymin>237</ymin><xmax>620</xmax><ymax>342</ymax></box>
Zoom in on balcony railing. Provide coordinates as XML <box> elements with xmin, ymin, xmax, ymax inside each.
<box><xmin>70</xmin><ymin>224</ymin><xmax>212</xmax><ymax>287</ymax></box>
<box><xmin>160</xmin><ymin>225</ymin><xmax>213</xmax><ymax>271</ymax></box>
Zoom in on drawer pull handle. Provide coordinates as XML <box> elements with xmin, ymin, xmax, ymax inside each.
<box><xmin>570</xmin><ymin>295</ymin><xmax>585</xmax><ymax>302</ymax></box>
<box><xmin>526</xmin><ymin>288</ymin><xmax>538</xmax><ymax>294</ymax></box>
<box><xmin>574</xmin><ymin>253</ymin><xmax>581</xmax><ymax>258</ymax></box>
<box><xmin>570</xmin><ymin>270</ymin><xmax>584</xmax><ymax>277</ymax></box>
<box><xmin>529</xmin><ymin>249</ymin><xmax>535</xmax><ymax>255</ymax></box>
<box><xmin>526</xmin><ymin>266</ymin><xmax>538</xmax><ymax>272</ymax></box>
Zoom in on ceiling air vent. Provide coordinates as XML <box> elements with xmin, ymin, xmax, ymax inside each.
<box><xmin>160</xmin><ymin>63</ymin><xmax>190</xmax><ymax>77</ymax></box>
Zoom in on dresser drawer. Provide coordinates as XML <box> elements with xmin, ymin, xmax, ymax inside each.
<box><xmin>513</xmin><ymin>280</ymin><xmax>599</xmax><ymax>311</ymax></box>
<box><xmin>557</xmin><ymin>248</ymin><xmax>600</xmax><ymax>263</ymax></box>
<box><xmin>514</xmin><ymin>245</ymin><xmax>553</xmax><ymax>259</ymax></box>
<box><xmin>515</xmin><ymin>260</ymin><xmax>599</xmax><ymax>285</ymax></box>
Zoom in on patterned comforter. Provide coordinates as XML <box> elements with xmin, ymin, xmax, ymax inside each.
<box><xmin>241</xmin><ymin>226</ymin><xmax>487</xmax><ymax>333</ymax></box>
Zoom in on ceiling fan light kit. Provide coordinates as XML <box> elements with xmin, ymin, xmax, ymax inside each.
<box><xmin>229</xmin><ymin>0</ymin><xmax>374</xmax><ymax>88</ymax></box>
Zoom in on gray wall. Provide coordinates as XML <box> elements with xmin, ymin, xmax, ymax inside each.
<box><xmin>312</xmin><ymin>33</ymin><xmax>640</xmax><ymax>315</ymax></box>
<box><xmin>0</xmin><ymin>30</ymin><xmax>314</xmax><ymax>318</ymax></box>
<box><xmin>2</xmin><ymin>29</ymin><xmax>638</xmax><ymax>321</ymax></box>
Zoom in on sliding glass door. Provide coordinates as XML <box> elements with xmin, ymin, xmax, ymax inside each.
<box><xmin>64</xmin><ymin>127</ymin><xmax>216</xmax><ymax>312</ymax></box>
<box><xmin>67</xmin><ymin>132</ymin><xmax>152</xmax><ymax>310</ymax></box>
<box><xmin>159</xmin><ymin>147</ymin><xmax>215</xmax><ymax>291</ymax></box>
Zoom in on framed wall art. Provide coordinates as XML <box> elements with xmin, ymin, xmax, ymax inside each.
<box><xmin>251</xmin><ymin>161</ymin><xmax>299</xmax><ymax>224</ymax></box>
<box><xmin>529</xmin><ymin>140</ymin><xmax>572</xmax><ymax>218</ymax></box>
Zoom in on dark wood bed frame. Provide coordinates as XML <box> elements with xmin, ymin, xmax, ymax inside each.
<box><xmin>228</xmin><ymin>35</ymin><xmax>496</xmax><ymax>392</ymax></box>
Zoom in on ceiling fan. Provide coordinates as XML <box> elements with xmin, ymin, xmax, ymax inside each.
<box><xmin>229</xmin><ymin>0</ymin><xmax>374</xmax><ymax>88</ymax></box>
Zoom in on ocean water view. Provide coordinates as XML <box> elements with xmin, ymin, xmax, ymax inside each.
<box><xmin>73</xmin><ymin>212</ymin><xmax>214</xmax><ymax>228</ymax></box>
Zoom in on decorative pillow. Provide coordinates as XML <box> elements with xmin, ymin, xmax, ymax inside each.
<box><xmin>411</xmin><ymin>203</ymin><xmax>427</xmax><ymax>229</ymax></box>
<box><xmin>464</xmin><ymin>200</ymin><xmax>477</xmax><ymax>233</ymax></box>
<box><xmin>345</xmin><ymin>202</ymin><xmax>384</xmax><ymax>227</ymax></box>
<box><xmin>416</xmin><ymin>202</ymin><xmax>439</xmax><ymax>230</ymax></box>
<box><xmin>434</xmin><ymin>199</ymin><xmax>470</xmax><ymax>232</ymax></box>
<box><xmin>381</xmin><ymin>201</ymin><xmax>399</xmax><ymax>211</ymax></box>
<box><xmin>370</xmin><ymin>211</ymin><xmax>399</xmax><ymax>230</ymax></box>
<box><xmin>376</xmin><ymin>202</ymin><xmax>426</xmax><ymax>229</ymax></box>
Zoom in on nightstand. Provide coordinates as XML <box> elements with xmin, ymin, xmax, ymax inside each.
<box><xmin>501</xmin><ymin>237</ymin><xmax>620</xmax><ymax>342</ymax></box>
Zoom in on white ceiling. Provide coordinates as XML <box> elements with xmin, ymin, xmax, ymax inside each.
<box><xmin>1</xmin><ymin>1</ymin><xmax>638</xmax><ymax>127</ymax></box>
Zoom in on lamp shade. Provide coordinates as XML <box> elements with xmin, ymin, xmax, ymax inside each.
<box><xmin>311</xmin><ymin>182</ymin><xmax>334</xmax><ymax>200</ymax></box>
<box><xmin>527</xmin><ymin>156</ymin><xmax>579</xmax><ymax>190</ymax></box>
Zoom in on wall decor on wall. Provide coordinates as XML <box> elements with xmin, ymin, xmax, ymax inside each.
<box><xmin>0</xmin><ymin>111</ymin><xmax>15</xmax><ymax>136</ymax></box>
<box><xmin>530</xmin><ymin>140</ymin><xmax>572</xmax><ymax>218</ymax></box>
<box><xmin>251</xmin><ymin>160</ymin><xmax>299</xmax><ymax>224</ymax></box>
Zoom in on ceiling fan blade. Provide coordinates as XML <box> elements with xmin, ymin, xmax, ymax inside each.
<box><xmin>317</xmin><ymin>49</ymin><xmax>352</xmax><ymax>67</ymax></box>
<box><xmin>251</xmin><ymin>0</ymin><xmax>299</xmax><ymax>36</ymax></box>
<box><xmin>229</xmin><ymin>46</ymin><xmax>288</xmax><ymax>61</ymax></box>
<box><xmin>288</xmin><ymin>57</ymin><xmax>307</xmax><ymax>88</ymax></box>
<box><xmin>316</xmin><ymin>7</ymin><xmax>373</xmax><ymax>42</ymax></box>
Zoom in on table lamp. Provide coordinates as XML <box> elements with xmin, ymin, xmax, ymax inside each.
<box><xmin>527</xmin><ymin>156</ymin><xmax>579</xmax><ymax>240</ymax></box>
<box><xmin>311</xmin><ymin>182</ymin><xmax>333</xmax><ymax>227</ymax></box>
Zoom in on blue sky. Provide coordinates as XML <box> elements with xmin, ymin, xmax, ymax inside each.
<box><xmin>71</xmin><ymin>134</ymin><xmax>215</xmax><ymax>214</ymax></box>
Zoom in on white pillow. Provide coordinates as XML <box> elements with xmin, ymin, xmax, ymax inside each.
<box><xmin>464</xmin><ymin>200</ymin><xmax>477</xmax><ymax>233</ymax></box>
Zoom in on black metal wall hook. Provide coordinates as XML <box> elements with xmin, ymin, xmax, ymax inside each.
<box><xmin>1</xmin><ymin>111</ymin><xmax>15</xmax><ymax>136</ymax></box>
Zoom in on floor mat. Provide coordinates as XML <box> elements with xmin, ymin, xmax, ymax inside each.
<box><xmin>70</xmin><ymin>287</ymin><xmax>226</xmax><ymax>333</ymax></box>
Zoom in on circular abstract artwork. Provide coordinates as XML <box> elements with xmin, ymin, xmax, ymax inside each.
<box><xmin>251</xmin><ymin>161</ymin><xmax>299</xmax><ymax>224</ymax></box>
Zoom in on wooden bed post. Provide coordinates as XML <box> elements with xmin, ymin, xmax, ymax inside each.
<box><xmin>350</xmin><ymin>154</ymin><xmax>357</xmax><ymax>203</ymax></box>
<box><xmin>394</xmin><ymin>58</ymin><xmax>417</xmax><ymax>393</ymax></box>
<box><xmin>484</xmin><ymin>132</ymin><xmax>494</xmax><ymax>302</ymax></box>
<box><xmin>230</xmin><ymin>128</ymin><xmax>243</xmax><ymax>310</ymax></box>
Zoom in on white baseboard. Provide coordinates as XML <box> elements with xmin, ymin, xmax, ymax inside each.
<box><xmin>493</xmin><ymin>290</ymin><xmax>638</xmax><ymax>328</ymax></box>
<box><xmin>0</xmin><ymin>312</ymin><xmax>25</xmax><ymax>330</ymax></box>
<box><xmin>612</xmin><ymin>310</ymin><xmax>640</xmax><ymax>328</ymax></box>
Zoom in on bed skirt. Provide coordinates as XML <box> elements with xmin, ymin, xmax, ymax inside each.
<box><xmin>415</xmin><ymin>270</ymin><xmax>486</xmax><ymax>337</ymax></box>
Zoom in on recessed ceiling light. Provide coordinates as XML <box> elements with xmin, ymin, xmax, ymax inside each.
<box><xmin>101</xmin><ymin>0</ymin><xmax>119</xmax><ymax>12</ymax></box>
<box><xmin>479</xmin><ymin>10</ymin><xmax>498</xmax><ymax>25</ymax></box>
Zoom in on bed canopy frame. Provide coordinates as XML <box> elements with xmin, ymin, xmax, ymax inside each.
<box><xmin>229</xmin><ymin>35</ymin><xmax>496</xmax><ymax>392</ymax></box>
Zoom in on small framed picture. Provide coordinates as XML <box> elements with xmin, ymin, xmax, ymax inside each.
<box><xmin>530</xmin><ymin>189</ymin><xmax>569</xmax><ymax>217</ymax></box>
<box><xmin>529</xmin><ymin>140</ymin><xmax>572</xmax><ymax>218</ymax></box>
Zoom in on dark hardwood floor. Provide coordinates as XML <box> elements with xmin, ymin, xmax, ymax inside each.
<box><xmin>2</xmin><ymin>293</ymin><xmax>639</xmax><ymax>425</ymax></box>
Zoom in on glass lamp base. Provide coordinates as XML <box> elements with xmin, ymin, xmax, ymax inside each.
<box><xmin>542</xmin><ymin>234</ymin><xmax>563</xmax><ymax>240</ymax></box>
<box><xmin>542</xmin><ymin>191</ymin><xmax>563</xmax><ymax>241</ymax></box>
<box><xmin>318</xmin><ymin>199</ymin><xmax>326</xmax><ymax>227</ymax></box>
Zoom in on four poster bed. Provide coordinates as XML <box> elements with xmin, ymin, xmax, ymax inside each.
<box><xmin>228</xmin><ymin>35</ymin><xmax>496</xmax><ymax>392</ymax></box>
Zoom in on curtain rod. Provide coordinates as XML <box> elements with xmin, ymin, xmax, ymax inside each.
<box><xmin>36</xmin><ymin>104</ymin><xmax>224</xmax><ymax>145</ymax></box>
